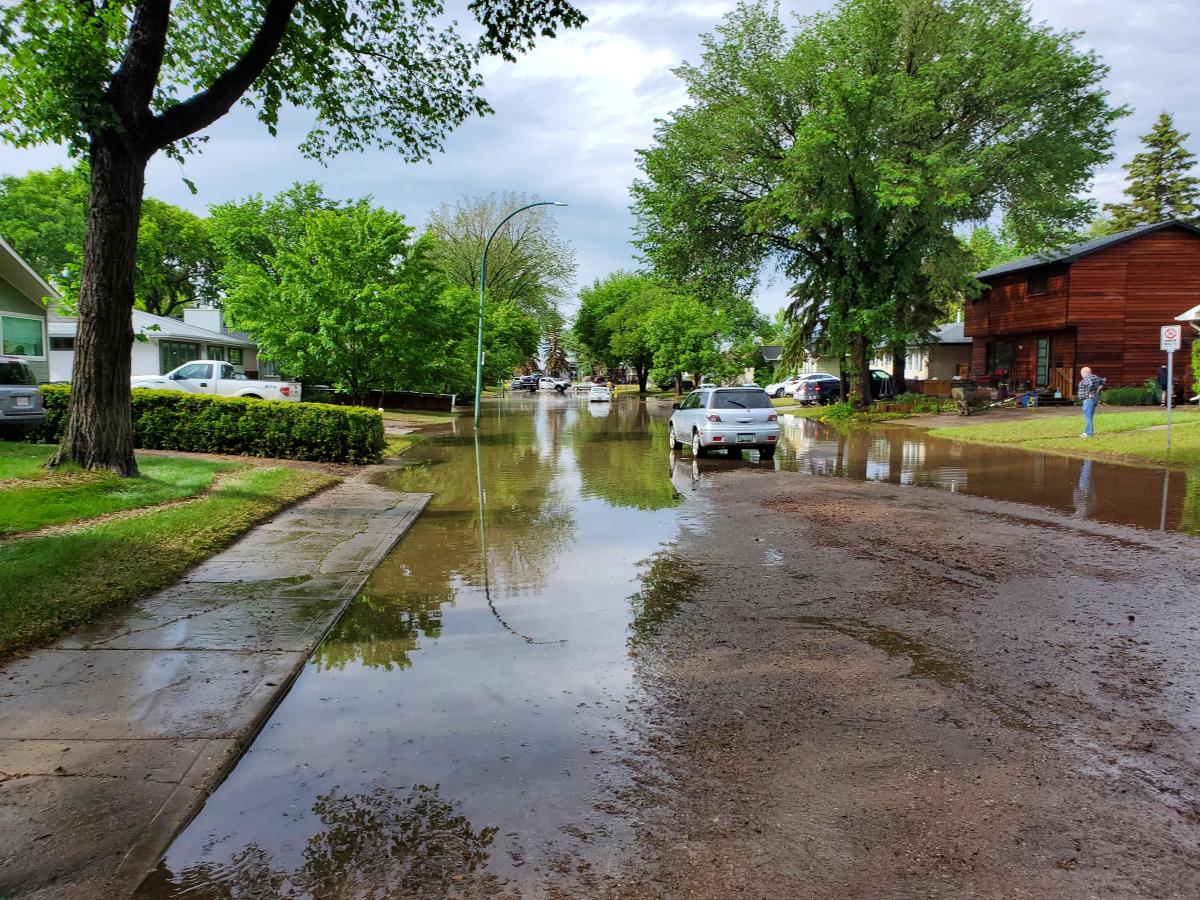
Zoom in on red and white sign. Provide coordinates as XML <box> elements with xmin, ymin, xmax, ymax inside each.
<box><xmin>1161</xmin><ymin>325</ymin><xmax>1182</xmax><ymax>352</ymax></box>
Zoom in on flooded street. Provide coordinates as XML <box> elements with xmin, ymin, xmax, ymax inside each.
<box><xmin>141</xmin><ymin>396</ymin><xmax>1200</xmax><ymax>897</ymax></box>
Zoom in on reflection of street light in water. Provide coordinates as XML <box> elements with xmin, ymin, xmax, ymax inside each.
<box><xmin>473</xmin><ymin>430</ymin><xmax>565</xmax><ymax>645</ymax></box>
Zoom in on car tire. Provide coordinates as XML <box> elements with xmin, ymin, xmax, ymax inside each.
<box><xmin>691</xmin><ymin>430</ymin><xmax>708</xmax><ymax>459</ymax></box>
<box><xmin>775</xmin><ymin>388</ymin><xmax>784</xmax><ymax>398</ymax></box>
<box><xmin>669</xmin><ymin>425</ymin><xmax>683</xmax><ymax>452</ymax></box>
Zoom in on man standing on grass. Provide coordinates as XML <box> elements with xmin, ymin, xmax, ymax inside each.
<box><xmin>1078</xmin><ymin>366</ymin><xmax>1106</xmax><ymax>438</ymax></box>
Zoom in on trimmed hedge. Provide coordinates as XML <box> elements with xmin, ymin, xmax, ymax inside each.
<box><xmin>1100</xmin><ymin>385</ymin><xmax>1155</xmax><ymax>406</ymax></box>
<box><xmin>30</xmin><ymin>386</ymin><xmax>385</xmax><ymax>464</ymax></box>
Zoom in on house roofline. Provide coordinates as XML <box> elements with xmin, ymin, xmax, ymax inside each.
<box><xmin>0</xmin><ymin>234</ymin><xmax>60</xmax><ymax>304</ymax></box>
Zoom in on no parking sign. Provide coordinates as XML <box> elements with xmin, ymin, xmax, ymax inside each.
<box><xmin>1160</xmin><ymin>325</ymin><xmax>1182</xmax><ymax>352</ymax></box>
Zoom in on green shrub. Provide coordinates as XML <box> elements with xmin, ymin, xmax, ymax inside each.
<box><xmin>892</xmin><ymin>391</ymin><xmax>952</xmax><ymax>413</ymax></box>
<box><xmin>821</xmin><ymin>401</ymin><xmax>857</xmax><ymax>421</ymax></box>
<box><xmin>1100</xmin><ymin>385</ymin><xmax>1154</xmax><ymax>406</ymax></box>
<box><xmin>29</xmin><ymin>386</ymin><xmax>385</xmax><ymax>463</ymax></box>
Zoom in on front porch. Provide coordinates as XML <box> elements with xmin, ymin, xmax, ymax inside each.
<box><xmin>972</xmin><ymin>329</ymin><xmax>1076</xmax><ymax>400</ymax></box>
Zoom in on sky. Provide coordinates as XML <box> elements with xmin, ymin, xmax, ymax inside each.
<box><xmin>1</xmin><ymin>0</ymin><xmax>1197</xmax><ymax>318</ymax></box>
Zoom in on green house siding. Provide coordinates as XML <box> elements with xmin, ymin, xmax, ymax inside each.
<box><xmin>0</xmin><ymin>277</ymin><xmax>49</xmax><ymax>382</ymax></box>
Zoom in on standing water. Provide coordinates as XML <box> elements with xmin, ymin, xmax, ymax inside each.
<box><xmin>140</xmin><ymin>397</ymin><xmax>1199</xmax><ymax>897</ymax></box>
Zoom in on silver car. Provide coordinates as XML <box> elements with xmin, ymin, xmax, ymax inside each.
<box><xmin>668</xmin><ymin>386</ymin><xmax>780</xmax><ymax>459</ymax></box>
<box><xmin>0</xmin><ymin>357</ymin><xmax>45</xmax><ymax>437</ymax></box>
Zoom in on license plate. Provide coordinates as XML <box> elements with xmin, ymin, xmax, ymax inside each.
<box><xmin>738</xmin><ymin>433</ymin><xmax>755</xmax><ymax>443</ymax></box>
<box><xmin>15</xmin><ymin>396</ymin><xmax>31</xmax><ymax>408</ymax></box>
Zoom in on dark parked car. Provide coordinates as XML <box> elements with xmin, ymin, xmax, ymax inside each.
<box><xmin>518</xmin><ymin>375</ymin><xmax>540</xmax><ymax>393</ymax></box>
<box><xmin>793</xmin><ymin>369</ymin><xmax>895</xmax><ymax>405</ymax></box>
<box><xmin>0</xmin><ymin>357</ymin><xmax>45</xmax><ymax>437</ymax></box>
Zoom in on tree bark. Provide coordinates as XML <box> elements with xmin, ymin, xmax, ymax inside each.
<box><xmin>636</xmin><ymin>362</ymin><xmax>648</xmax><ymax>393</ymax></box>
<box><xmin>852</xmin><ymin>333</ymin><xmax>872</xmax><ymax>409</ymax></box>
<box><xmin>51</xmin><ymin>131</ymin><xmax>148</xmax><ymax>476</ymax></box>
<box><xmin>674</xmin><ymin>372</ymin><xmax>683</xmax><ymax>397</ymax></box>
<box><xmin>891</xmin><ymin>342</ymin><xmax>907</xmax><ymax>396</ymax></box>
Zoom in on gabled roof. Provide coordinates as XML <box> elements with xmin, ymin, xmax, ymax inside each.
<box><xmin>974</xmin><ymin>219</ymin><xmax>1200</xmax><ymax>281</ymax></box>
<box><xmin>50</xmin><ymin>309</ymin><xmax>255</xmax><ymax>347</ymax></box>
<box><xmin>0</xmin><ymin>234</ymin><xmax>59</xmax><ymax>307</ymax></box>
<box><xmin>759</xmin><ymin>344</ymin><xmax>783</xmax><ymax>362</ymax></box>
<box><xmin>926</xmin><ymin>322</ymin><xmax>969</xmax><ymax>344</ymax></box>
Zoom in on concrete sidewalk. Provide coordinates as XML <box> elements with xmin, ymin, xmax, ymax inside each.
<box><xmin>0</xmin><ymin>478</ymin><xmax>429</xmax><ymax>898</ymax></box>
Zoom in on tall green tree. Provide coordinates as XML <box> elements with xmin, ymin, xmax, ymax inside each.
<box><xmin>573</xmin><ymin>272</ymin><xmax>660</xmax><ymax>391</ymax></box>
<box><xmin>643</xmin><ymin>292</ymin><xmax>731</xmax><ymax>395</ymax></box>
<box><xmin>219</xmin><ymin>200</ymin><xmax>449</xmax><ymax>404</ymax></box>
<box><xmin>1104</xmin><ymin>112</ymin><xmax>1200</xmax><ymax>230</ymax></box>
<box><xmin>426</xmin><ymin>191</ymin><xmax>576</xmax><ymax>331</ymax></box>
<box><xmin>0</xmin><ymin>166</ymin><xmax>218</xmax><ymax>315</ymax></box>
<box><xmin>634</xmin><ymin>0</ymin><xmax>1121</xmax><ymax>407</ymax></box>
<box><xmin>0</xmin><ymin>0</ymin><xmax>584</xmax><ymax>475</ymax></box>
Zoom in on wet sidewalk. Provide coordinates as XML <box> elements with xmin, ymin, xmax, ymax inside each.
<box><xmin>0</xmin><ymin>478</ymin><xmax>429</xmax><ymax>899</ymax></box>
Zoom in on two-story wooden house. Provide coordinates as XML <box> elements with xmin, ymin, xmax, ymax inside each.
<box><xmin>965</xmin><ymin>220</ymin><xmax>1199</xmax><ymax>398</ymax></box>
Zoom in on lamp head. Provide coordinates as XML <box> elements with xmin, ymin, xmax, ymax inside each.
<box><xmin>551</xmin><ymin>201</ymin><xmax>567</xmax><ymax>207</ymax></box>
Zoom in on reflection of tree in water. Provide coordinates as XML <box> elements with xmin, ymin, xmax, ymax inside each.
<box><xmin>570</xmin><ymin>403</ymin><xmax>680</xmax><ymax>511</ymax></box>
<box><xmin>627</xmin><ymin>547</ymin><xmax>705</xmax><ymax>646</ymax></box>
<box><xmin>312</xmin><ymin>590</ymin><xmax>448</xmax><ymax>672</ymax></box>
<box><xmin>1184</xmin><ymin>471</ymin><xmax>1200</xmax><ymax>536</ymax></box>
<box><xmin>143</xmin><ymin>784</ymin><xmax>500</xmax><ymax>899</ymax></box>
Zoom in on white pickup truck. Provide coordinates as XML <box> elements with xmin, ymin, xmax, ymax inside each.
<box><xmin>132</xmin><ymin>360</ymin><xmax>301</xmax><ymax>401</ymax></box>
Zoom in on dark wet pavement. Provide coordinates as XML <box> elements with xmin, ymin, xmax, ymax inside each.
<box><xmin>139</xmin><ymin>396</ymin><xmax>1200</xmax><ymax>897</ymax></box>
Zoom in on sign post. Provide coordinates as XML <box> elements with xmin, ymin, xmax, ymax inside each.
<box><xmin>1161</xmin><ymin>325</ymin><xmax>1182</xmax><ymax>450</ymax></box>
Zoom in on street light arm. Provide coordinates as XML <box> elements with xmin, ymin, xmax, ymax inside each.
<box><xmin>474</xmin><ymin>200</ymin><xmax>567</xmax><ymax>428</ymax></box>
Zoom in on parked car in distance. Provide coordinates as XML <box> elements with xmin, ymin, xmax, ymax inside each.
<box><xmin>132</xmin><ymin>361</ymin><xmax>301</xmax><ymax>401</ymax></box>
<box><xmin>793</xmin><ymin>374</ymin><xmax>842</xmax><ymax>405</ymax></box>
<box><xmin>0</xmin><ymin>357</ymin><xmax>45</xmax><ymax>437</ymax></box>
<box><xmin>588</xmin><ymin>384</ymin><xmax>612</xmax><ymax>403</ymax></box>
<box><xmin>539</xmin><ymin>376</ymin><xmax>572</xmax><ymax>393</ymax></box>
<box><xmin>669</xmin><ymin>385</ymin><xmax>780</xmax><ymax>459</ymax></box>
<box><xmin>518</xmin><ymin>374</ymin><xmax>540</xmax><ymax>392</ymax></box>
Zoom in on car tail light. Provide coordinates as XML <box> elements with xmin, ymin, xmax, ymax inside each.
<box><xmin>280</xmin><ymin>386</ymin><xmax>291</xmax><ymax>397</ymax></box>
<box><xmin>767</xmin><ymin>413</ymin><xmax>777</xmax><ymax>422</ymax></box>
<box><xmin>768</xmin><ymin>434</ymin><xmax>777</xmax><ymax>441</ymax></box>
<box><xmin>706</xmin><ymin>413</ymin><xmax>721</xmax><ymax>422</ymax></box>
<box><xmin>712</xmin><ymin>435</ymin><xmax>722</xmax><ymax>441</ymax></box>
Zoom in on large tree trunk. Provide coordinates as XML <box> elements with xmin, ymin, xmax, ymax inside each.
<box><xmin>851</xmin><ymin>333</ymin><xmax>872</xmax><ymax>409</ymax></box>
<box><xmin>891</xmin><ymin>342</ymin><xmax>907</xmax><ymax>396</ymax></box>
<box><xmin>674</xmin><ymin>372</ymin><xmax>683</xmax><ymax>397</ymax></box>
<box><xmin>636</xmin><ymin>362</ymin><xmax>648</xmax><ymax>393</ymax></box>
<box><xmin>51</xmin><ymin>132</ymin><xmax>148</xmax><ymax>476</ymax></box>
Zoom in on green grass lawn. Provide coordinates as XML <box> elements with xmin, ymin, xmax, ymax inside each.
<box><xmin>930</xmin><ymin>409</ymin><xmax>1200</xmax><ymax>467</ymax></box>
<box><xmin>380</xmin><ymin>409</ymin><xmax>457</xmax><ymax>427</ymax></box>
<box><xmin>0</xmin><ymin>463</ymin><xmax>337</xmax><ymax>658</ymax></box>
<box><xmin>0</xmin><ymin>451</ymin><xmax>234</xmax><ymax>535</ymax></box>
<box><xmin>0</xmin><ymin>442</ymin><xmax>56</xmax><ymax>481</ymax></box>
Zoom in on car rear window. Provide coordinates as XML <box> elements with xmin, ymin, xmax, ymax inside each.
<box><xmin>0</xmin><ymin>360</ymin><xmax>35</xmax><ymax>386</ymax></box>
<box><xmin>711</xmin><ymin>390</ymin><xmax>771</xmax><ymax>409</ymax></box>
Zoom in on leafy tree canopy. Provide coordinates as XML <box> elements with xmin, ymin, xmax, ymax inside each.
<box><xmin>633</xmin><ymin>0</ymin><xmax>1123</xmax><ymax>405</ymax></box>
<box><xmin>426</xmin><ymin>191</ymin><xmax>576</xmax><ymax>331</ymax></box>
<box><xmin>0</xmin><ymin>165</ymin><xmax>218</xmax><ymax>315</ymax></box>
<box><xmin>1104</xmin><ymin>112</ymin><xmax>1200</xmax><ymax>230</ymax></box>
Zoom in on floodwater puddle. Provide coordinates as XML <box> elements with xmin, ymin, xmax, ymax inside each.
<box><xmin>141</xmin><ymin>396</ymin><xmax>1185</xmax><ymax>896</ymax></box>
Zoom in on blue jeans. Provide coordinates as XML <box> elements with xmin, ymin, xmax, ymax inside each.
<box><xmin>1082</xmin><ymin>397</ymin><xmax>1098</xmax><ymax>436</ymax></box>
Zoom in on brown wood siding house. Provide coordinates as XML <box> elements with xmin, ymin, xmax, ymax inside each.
<box><xmin>965</xmin><ymin>220</ymin><xmax>1200</xmax><ymax>398</ymax></box>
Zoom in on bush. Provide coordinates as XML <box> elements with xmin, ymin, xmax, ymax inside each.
<box><xmin>1100</xmin><ymin>385</ymin><xmax>1154</xmax><ymax>406</ymax></box>
<box><xmin>30</xmin><ymin>386</ymin><xmax>385</xmax><ymax>464</ymax></box>
<box><xmin>892</xmin><ymin>391</ymin><xmax>952</xmax><ymax>414</ymax></box>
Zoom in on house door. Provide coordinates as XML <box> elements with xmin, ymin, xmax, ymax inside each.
<box><xmin>1036</xmin><ymin>337</ymin><xmax>1050</xmax><ymax>387</ymax></box>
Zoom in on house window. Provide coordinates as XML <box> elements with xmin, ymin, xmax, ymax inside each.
<box><xmin>1027</xmin><ymin>271</ymin><xmax>1049</xmax><ymax>296</ymax></box>
<box><xmin>228</xmin><ymin>347</ymin><xmax>243</xmax><ymax>366</ymax></box>
<box><xmin>0</xmin><ymin>314</ymin><xmax>45</xmax><ymax>357</ymax></box>
<box><xmin>259</xmin><ymin>358</ymin><xmax>277</xmax><ymax>378</ymax></box>
<box><xmin>207</xmin><ymin>345</ymin><xmax>226</xmax><ymax>362</ymax></box>
<box><xmin>986</xmin><ymin>340</ymin><xmax>1016</xmax><ymax>378</ymax></box>
<box><xmin>1036</xmin><ymin>337</ymin><xmax>1050</xmax><ymax>387</ymax></box>
<box><xmin>906</xmin><ymin>351</ymin><xmax>923</xmax><ymax>373</ymax></box>
<box><xmin>50</xmin><ymin>336</ymin><xmax>75</xmax><ymax>351</ymax></box>
<box><xmin>160</xmin><ymin>340</ymin><xmax>200</xmax><ymax>373</ymax></box>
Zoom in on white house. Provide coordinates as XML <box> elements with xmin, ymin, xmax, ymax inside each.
<box><xmin>871</xmin><ymin>322</ymin><xmax>972</xmax><ymax>384</ymax></box>
<box><xmin>48</xmin><ymin>307</ymin><xmax>263</xmax><ymax>382</ymax></box>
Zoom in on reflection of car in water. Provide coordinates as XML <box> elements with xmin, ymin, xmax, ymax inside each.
<box><xmin>668</xmin><ymin>386</ymin><xmax>780</xmax><ymax>460</ymax></box>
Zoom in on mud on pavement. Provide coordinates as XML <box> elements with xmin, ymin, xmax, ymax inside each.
<box><xmin>603</xmin><ymin>468</ymin><xmax>1200</xmax><ymax>899</ymax></box>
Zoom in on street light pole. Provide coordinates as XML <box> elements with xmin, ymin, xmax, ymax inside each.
<box><xmin>474</xmin><ymin>200</ymin><xmax>567</xmax><ymax>428</ymax></box>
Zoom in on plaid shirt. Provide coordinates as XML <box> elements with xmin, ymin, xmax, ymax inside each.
<box><xmin>1078</xmin><ymin>374</ymin><xmax>1105</xmax><ymax>401</ymax></box>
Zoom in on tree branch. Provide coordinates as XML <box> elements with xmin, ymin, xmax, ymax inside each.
<box><xmin>109</xmin><ymin>0</ymin><xmax>172</xmax><ymax>131</ymax></box>
<box><xmin>148</xmin><ymin>0</ymin><xmax>300</xmax><ymax>151</ymax></box>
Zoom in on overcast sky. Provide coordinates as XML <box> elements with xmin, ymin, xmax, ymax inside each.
<box><xmin>1</xmin><ymin>0</ymin><xmax>1197</xmax><ymax>317</ymax></box>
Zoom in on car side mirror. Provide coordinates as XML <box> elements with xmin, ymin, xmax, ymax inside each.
<box><xmin>170</xmin><ymin>372</ymin><xmax>182</xmax><ymax>380</ymax></box>
<box><xmin>671</xmin><ymin>402</ymin><xmax>681</xmax><ymax>410</ymax></box>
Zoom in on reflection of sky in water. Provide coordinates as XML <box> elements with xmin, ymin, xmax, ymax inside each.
<box><xmin>144</xmin><ymin>397</ymin><xmax>693</xmax><ymax>896</ymax></box>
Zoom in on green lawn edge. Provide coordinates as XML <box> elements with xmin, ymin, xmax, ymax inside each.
<box><xmin>0</xmin><ymin>464</ymin><xmax>338</xmax><ymax>660</ymax></box>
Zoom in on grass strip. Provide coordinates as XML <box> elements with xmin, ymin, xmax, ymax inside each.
<box><xmin>0</xmin><ymin>464</ymin><xmax>337</xmax><ymax>659</ymax></box>
<box><xmin>930</xmin><ymin>409</ymin><xmax>1200</xmax><ymax>468</ymax></box>
<box><xmin>0</xmin><ymin>454</ymin><xmax>234</xmax><ymax>535</ymax></box>
<box><xmin>0</xmin><ymin>441</ymin><xmax>55</xmax><ymax>481</ymax></box>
